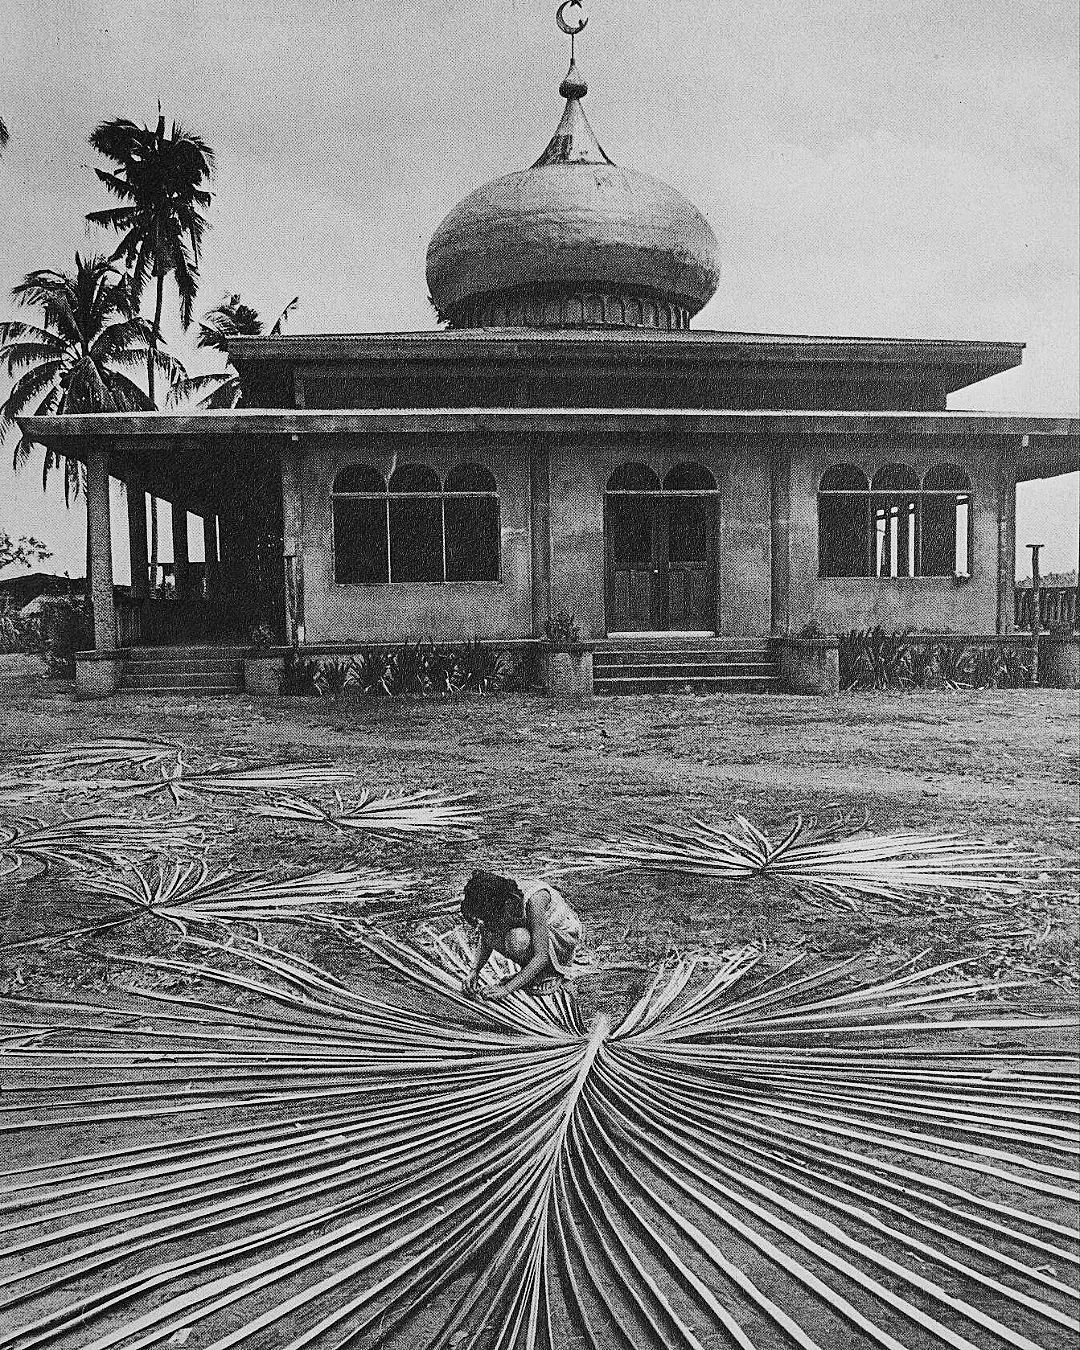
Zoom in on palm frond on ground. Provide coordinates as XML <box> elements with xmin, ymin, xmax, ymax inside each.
<box><xmin>77</xmin><ymin>859</ymin><xmax>417</xmax><ymax>931</ymax></box>
<box><xmin>0</xmin><ymin>934</ymin><xmax>1075</xmax><ymax>1349</ymax></box>
<box><xmin>254</xmin><ymin>787</ymin><xmax>482</xmax><ymax>837</ymax></box>
<box><xmin>0</xmin><ymin>812</ymin><xmax>202</xmax><ymax>884</ymax></box>
<box><xmin>0</xmin><ymin>744</ymin><xmax>356</xmax><ymax>807</ymax></box>
<box><xmin>569</xmin><ymin>811</ymin><xmax>1035</xmax><ymax>911</ymax></box>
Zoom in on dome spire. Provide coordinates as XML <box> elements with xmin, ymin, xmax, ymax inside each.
<box><xmin>536</xmin><ymin>2</ymin><xmax>611</xmax><ymax>167</ymax></box>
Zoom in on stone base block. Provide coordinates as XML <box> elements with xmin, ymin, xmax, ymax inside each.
<box><xmin>1039</xmin><ymin>635</ymin><xmax>1080</xmax><ymax>688</ymax></box>
<box><xmin>75</xmin><ymin>653</ymin><xmax>124</xmax><ymax>699</ymax></box>
<box><xmin>540</xmin><ymin>649</ymin><xmax>593</xmax><ymax>698</ymax></box>
<box><xmin>779</xmin><ymin>637</ymin><xmax>840</xmax><ymax>695</ymax></box>
<box><xmin>244</xmin><ymin>655</ymin><xmax>286</xmax><ymax>696</ymax></box>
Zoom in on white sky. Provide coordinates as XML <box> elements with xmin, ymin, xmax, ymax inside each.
<box><xmin>1</xmin><ymin>0</ymin><xmax>1077</xmax><ymax>580</ymax></box>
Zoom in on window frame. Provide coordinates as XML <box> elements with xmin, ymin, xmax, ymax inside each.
<box><xmin>816</xmin><ymin>460</ymin><xmax>974</xmax><ymax>580</ymax></box>
<box><xmin>331</xmin><ymin>461</ymin><xmax>502</xmax><ymax>586</ymax></box>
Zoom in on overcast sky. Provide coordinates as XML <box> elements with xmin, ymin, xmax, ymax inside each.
<box><xmin>1</xmin><ymin>0</ymin><xmax>1077</xmax><ymax>579</ymax></box>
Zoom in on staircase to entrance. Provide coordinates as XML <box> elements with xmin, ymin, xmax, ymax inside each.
<box><xmin>121</xmin><ymin>646</ymin><xmax>245</xmax><ymax>695</ymax></box>
<box><xmin>593</xmin><ymin>636</ymin><xmax>781</xmax><ymax>695</ymax></box>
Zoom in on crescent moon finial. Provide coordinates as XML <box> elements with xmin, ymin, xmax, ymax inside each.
<box><xmin>556</xmin><ymin>1</ymin><xmax>589</xmax><ymax>39</ymax></box>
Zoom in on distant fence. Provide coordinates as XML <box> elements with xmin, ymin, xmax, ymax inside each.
<box><xmin>1015</xmin><ymin>585</ymin><xmax>1078</xmax><ymax>631</ymax></box>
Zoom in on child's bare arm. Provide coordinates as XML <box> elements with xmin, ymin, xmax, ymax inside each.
<box><xmin>463</xmin><ymin>932</ymin><xmax>494</xmax><ymax>993</ymax></box>
<box><xmin>486</xmin><ymin>894</ymin><xmax>552</xmax><ymax>998</ymax></box>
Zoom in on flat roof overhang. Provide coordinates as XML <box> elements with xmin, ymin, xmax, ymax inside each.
<box><xmin>228</xmin><ymin>330</ymin><xmax>1026</xmax><ymax>397</ymax></box>
<box><xmin>18</xmin><ymin>408</ymin><xmax>1079</xmax><ymax>484</ymax></box>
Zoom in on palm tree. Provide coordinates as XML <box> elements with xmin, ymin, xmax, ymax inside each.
<box><xmin>172</xmin><ymin>293</ymin><xmax>298</xmax><ymax>409</ymax></box>
<box><xmin>86</xmin><ymin>112</ymin><xmax>214</xmax><ymax>407</ymax></box>
<box><xmin>86</xmin><ymin>110</ymin><xmax>214</xmax><ymax>571</ymax></box>
<box><xmin>0</xmin><ymin>253</ymin><xmax>181</xmax><ymax>501</ymax></box>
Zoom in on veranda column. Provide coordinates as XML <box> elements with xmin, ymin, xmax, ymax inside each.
<box><xmin>86</xmin><ymin>440</ymin><xmax>117</xmax><ymax>651</ymax></box>
<box><xmin>126</xmin><ymin>476</ymin><xmax>149</xmax><ymax>601</ymax></box>
<box><xmin>171</xmin><ymin>501</ymin><xmax>190</xmax><ymax>598</ymax></box>
<box><xmin>996</xmin><ymin>444</ymin><xmax>1017</xmax><ymax>635</ymax></box>
<box><xmin>281</xmin><ymin>436</ymin><xmax>305</xmax><ymax>644</ymax></box>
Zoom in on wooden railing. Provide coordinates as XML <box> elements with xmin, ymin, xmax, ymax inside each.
<box><xmin>1015</xmin><ymin>585</ymin><xmax>1078</xmax><ymax>631</ymax></box>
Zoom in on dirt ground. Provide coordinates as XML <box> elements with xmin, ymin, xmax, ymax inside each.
<box><xmin>1</xmin><ymin>654</ymin><xmax>1077</xmax><ymax>1349</ymax></box>
<box><xmin>1</xmin><ymin>652</ymin><xmax>1077</xmax><ymax>1008</ymax></box>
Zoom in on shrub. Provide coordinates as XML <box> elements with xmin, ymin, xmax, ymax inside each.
<box><xmin>839</xmin><ymin>627</ymin><xmax>914</xmax><ymax>690</ymax></box>
<box><xmin>278</xmin><ymin>650</ymin><xmax>321</xmax><ymax>696</ymax></box>
<box><xmin>0</xmin><ymin>604</ymin><xmax>41</xmax><ymax>655</ymax></box>
<box><xmin>39</xmin><ymin>597</ymin><xmax>90</xmax><ymax>678</ymax></box>
<box><xmin>543</xmin><ymin>610</ymin><xmax>582</xmax><ymax>652</ymax></box>
<box><xmin>318</xmin><ymin>658</ymin><xmax>354</xmax><ymax>702</ymax></box>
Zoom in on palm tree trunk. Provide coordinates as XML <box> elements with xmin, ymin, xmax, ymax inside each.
<box><xmin>147</xmin><ymin>270</ymin><xmax>165</xmax><ymax>585</ymax></box>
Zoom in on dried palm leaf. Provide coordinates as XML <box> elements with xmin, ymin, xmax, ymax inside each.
<box><xmin>254</xmin><ymin>788</ymin><xmax>481</xmax><ymax>838</ymax></box>
<box><xmin>0</xmin><ymin>935</ymin><xmax>1075</xmax><ymax>1349</ymax></box>
<box><xmin>569</xmin><ymin>811</ymin><xmax>1035</xmax><ymax>910</ymax></box>
<box><xmin>77</xmin><ymin>860</ymin><xmax>417</xmax><ymax>932</ymax></box>
<box><xmin>0</xmin><ymin>812</ymin><xmax>203</xmax><ymax>885</ymax></box>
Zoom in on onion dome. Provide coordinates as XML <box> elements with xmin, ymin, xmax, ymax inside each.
<box><xmin>426</xmin><ymin>55</ymin><xmax>720</xmax><ymax>331</ymax></box>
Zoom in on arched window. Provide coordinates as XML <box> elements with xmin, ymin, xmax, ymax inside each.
<box><xmin>333</xmin><ymin>466</ymin><xmax>388</xmax><ymax>583</ymax></box>
<box><xmin>922</xmin><ymin>465</ymin><xmax>972</xmax><ymax>577</ymax></box>
<box><xmin>872</xmin><ymin>464</ymin><xmax>920</xmax><ymax>578</ymax></box>
<box><xmin>664</xmin><ymin>463</ymin><xmax>716</xmax><ymax>492</ymax></box>
<box><xmin>333</xmin><ymin>461</ymin><xmax>501</xmax><ymax>585</ymax></box>
<box><xmin>445</xmin><ymin>463</ymin><xmax>500</xmax><ymax>582</ymax></box>
<box><xmin>818</xmin><ymin>466</ymin><xmax>870</xmax><ymax>577</ymax></box>
<box><xmin>607</xmin><ymin>463</ymin><xmax>661</xmax><ymax>492</ymax></box>
<box><xmin>389</xmin><ymin>464</ymin><xmax>442</xmax><ymax>583</ymax></box>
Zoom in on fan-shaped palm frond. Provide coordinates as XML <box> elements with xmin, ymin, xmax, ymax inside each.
<box><xmin>77</xmin><ymin>860</ymin><xmax>417</xmax><ymax>932</ymax></box>
<box><xmin>0</xmin><ymin>934</ymin><xmax>1075</xmax><ymax>1349</ymax></box>
<box><xmin>570</xmin><ymin>812</ymin><xmax>1035</xmax><ymax>911</ymax></box>
<box><xmin>253</xmin><ymin>788</ymin><xmax>481</xmax><ymax>837</ymax></box>
<box><xmin>0</xmin><ymin>255</ymin><xmax>176</xmax><ymax>497</ymax></box>
<box><xmin>0</xmin><ymin>812</ymin><xmax>202</xmax><ymax>884</ymax></box>
<box><xmin>0</xmin><ymin>747</ymin><xmax>356</xmax><ymax>808</ymax></box>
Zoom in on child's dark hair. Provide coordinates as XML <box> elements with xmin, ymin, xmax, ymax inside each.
<box><xmin>461</xmin><ymin>871</ymin><xmax>525</xmax><ymax>928</ymax></box>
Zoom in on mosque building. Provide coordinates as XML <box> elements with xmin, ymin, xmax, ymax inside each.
<box><xmin>19</xmin><ymin>4</ymin><xmax>1079</xmax><ymax>696</ymax></box>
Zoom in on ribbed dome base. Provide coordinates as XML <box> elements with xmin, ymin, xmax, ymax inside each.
<box><xmin>449</xmin><ymin>288</ymin><xmax>692</xmax><ymax>331</ymax></box>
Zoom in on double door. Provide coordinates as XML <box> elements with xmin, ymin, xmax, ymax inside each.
<box><xmin>605</xmin><ymin>491</ymin><xmax>717</xmax><ymax>632</ymax></box>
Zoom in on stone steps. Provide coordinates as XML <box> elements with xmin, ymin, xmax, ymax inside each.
<box><xmin>120</xmin><ymin>647</ymin><xmax>245</xmax><ymax>695</ymax></box>
<box><xmin>594</xmin><ymin>638</ymin><xmax>781</xmax><ymax>695</ymax></box>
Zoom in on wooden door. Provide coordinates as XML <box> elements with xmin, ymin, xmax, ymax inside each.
<box><xmin>606</xmin><ymin>493</ymin><xmax>660</xmax><ymax>631</ymax></box>
<box><xmin>665</xmin><ymin>494</ymin><xmax>716</xmax><ymax>631</ymax></box>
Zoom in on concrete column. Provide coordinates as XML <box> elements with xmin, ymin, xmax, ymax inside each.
<box><xmin>530</xmin><ymin>440</ymin><xmax>552</xmax><ymax>635</ymax></box>
<box><xmin>126</xmin><ymin>478</ymin><xmax>149</xmax><ymax>601</ymax></box>
<box><xmin>769</xmin><ymin>439</ymin><xmax>793</xmax><ymax>635</ymax></box>
<box><xmin>281</xmin><ymin>437</ymin><xmax>305</xmax><ymax>644</ymax></box>
<box><xmin>86</xmin><ymin>441</ymin><xmax>117</xmax><ymax>652</ymax></box>
<box><xmin>997</xmin><ymin>445</ymin><xmax>1017</xmax><ymax>635</ymax></box>
<box><xmin>202</xmin><ymin>514</ymin><xmax>219</xmax><ymax>600</ymax></box>
<box><xmin>171</xmin><ymin>502</ymin><xmax>190</xmax><ymax>598</ymax></box>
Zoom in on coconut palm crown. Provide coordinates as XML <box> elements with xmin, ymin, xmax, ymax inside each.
<box><xmin>172</xmin><ymin>293</ymin><xmax>298</xmax><ymax>409</ymax></box>
<box><xmin>86</xmin><ymin>112</ymin><xmax>215</xmax><ymax>406</ymax></box>
<box><xmin>0</xmin><ymin>254</ymin><xmax>181</xmax><ymax>498</ymax></box>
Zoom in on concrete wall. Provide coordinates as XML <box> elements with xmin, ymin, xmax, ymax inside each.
<box><xmin>787</xmin><ymin>434</ymin><xmax>1006</xmax><ymax>635</ymax></box>
<box><xmin>302</xmin><ymin>434</ymin><xmax>533</xmax><ymax>643</ymax></box>
<box><xmin>548</xmin><ymin>431</ymin><xmax>771</xmax><ymax>639</ymax></box>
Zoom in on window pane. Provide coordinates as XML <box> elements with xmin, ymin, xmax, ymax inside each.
<box><xmin>334</xmin><ymin>498</ymin><xmax>388</xmax><ymax>583</ymax></box>
<box><xmin>389</xmin><ymin>496</ymin><xmax>442</xmax><ymax>581</ymax></box>
<box><xmin>608</xmin><ymin>496</ymin><xmax>655</xmax><ymax>568</ymax></box>
<box><xmin>446</xmin><ymin>496</ymin><xmax>500</xmax><ymax>581</ymax></box>
<box><xmin>664</xmin><ymin>463</ymin><xmax>715</xmax><ymax>492</ymax></box>
<box><xmin>819</xmin><ymin>494</ymin><xmax>869</xmax><ymax>576</ymax></box>
<box><xmin>872</xmin><ymin>463</ymin><xmax>919</xmax><ymax>492</ymax></box>
<box><xmin>922</xmin><ymin>492</ymin><xmax>970</xmax><ymax>576</ymax></box>
<box><xmin>820</xmin><ymin>465</ymin><xmax>868</xmax><ymax>493</ymax></box>
<box><xmin>389</xmin><ymin>463</ymin><xmax>440</xmax><ymax>494</ymax></box>
<box><xmin>668</xmin><ymin>497</ymin><xmax>710</xmax><ymax>563</ymax></box>
<box><xmin>608</xmin><ymin>463</ymin><xmax>661</xmax><ymax>492</ymax></box>
<box><xmin>334</xmin><ymin>465</ymin><xmax>385</xmax><ymax>494</ymax></box>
